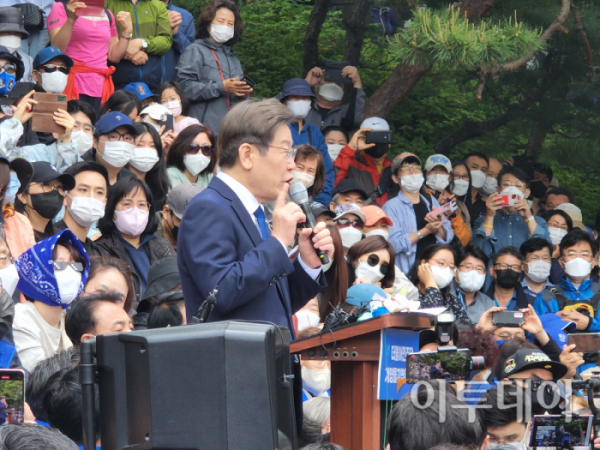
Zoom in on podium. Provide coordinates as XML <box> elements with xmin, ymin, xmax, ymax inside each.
<box><xmin>291</xmin><ymin>312</ymin><xmax>432</xmax><ymax>450</ymax></box>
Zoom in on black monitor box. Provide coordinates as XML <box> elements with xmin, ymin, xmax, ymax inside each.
<box><xmin>95</xmin><ymin>321</ymin><xmax>296</xmax><ymax>450</ymax></box>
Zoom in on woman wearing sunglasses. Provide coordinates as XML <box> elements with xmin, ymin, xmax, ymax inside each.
<box><xmin>166</xmin><ymin>124</ymin><xmax>217</xmax><ymax>189</ymax></box>
<box><xmin>346</xmin><ymin>235</ymin><xmax>396</xmax><ymax>291</ymax></box>
<box><xmin>13</xmin><ymin>229</ymin><xmax>90</xmax><ymax>372</ymax></box>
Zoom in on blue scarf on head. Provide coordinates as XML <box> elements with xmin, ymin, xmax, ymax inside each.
<box><xmin>560</xmin><ymin>277</ymin><xmax>595</xmax><ymax>300</ymax></box>
<box><xmin>15</xmin><ymin>229</ymin><xmax>90</xmax><ymax>308</ymax></box>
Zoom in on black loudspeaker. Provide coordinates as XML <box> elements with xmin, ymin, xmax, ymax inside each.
<box><xmin>95</xmin><ymin>322</ymin><xmax>296</xmax><ymax>450</ymax></box>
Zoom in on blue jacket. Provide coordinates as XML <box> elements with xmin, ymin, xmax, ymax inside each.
<box><xmin>288</xmin><ymin>122</ymin><xmax>334</xmax><ymax>206</ymax></box>
<box><xmin>178</xmin><ymin>177</ymin><xmax>326</xmax><ymax>334</ymax></box>
<box><xmin>162</xmin><ymin>3</ymin><xmax>195</xmax><ymax>83</ymax></box>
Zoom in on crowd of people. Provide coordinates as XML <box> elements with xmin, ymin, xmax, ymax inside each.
<box><xmin>0</xmin><ymin>0</ymin><xmax>596</xmax><ymax>449</ymax></box>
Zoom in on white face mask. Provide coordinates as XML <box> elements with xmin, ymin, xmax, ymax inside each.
<box><xmin>54</xmin><ymin>266</ymin><xmax>82</xmax><ymax>305</ymax></box>
<box><xmin>354</xmin><ymin>261</ymin><xmax>385</xmax><ymax>283</ymax></box>
<box><xmin>295</xmin><ymin>310</ymin><xmax>320</xmax><ymax>332</ymax></box>
<box><xmin>452</xmin><ymin>179</ymin><xmax>469</xmax><ymax>197</ymax></box>
<box><xmin>292</xmin><ymin>170</ymin><xmax>315</xmax><ymax>189</ymax></box>
<box><xmin>488</xmin><ymin>438</ymin><xmax>526</xmax><ymax>450</ymax></box>
<box><xmin>184</xmin><ymin>154</ymin><xmax>211</xmax><ymax>176</ymax></box>
<box><xmin>564</xmin><ymin>258</ymin><xmax>592</xmax><ymax>280</ymax></box>
<box><xmin>0</xmin><ymin>264</ymin><xmax>19</xmax><ymax>296</ymax></box>
<box><xmin>327</xmin><ymin>144</ymin><xmax>344</xmax><ymax>161</ymax></box>
<box><xmin>365</xmin><ymin>229</ymin><xmax>389</xmax><ymax>240</ymax></box>
<box><xmin>287</xmin><ymin>99</ymin><xmax>312</xmax><ymax>119</ymax></box>
<box><xmin>67</xmin><ymin>194</ymin><xmax>106</xmax><ymax>228</ymax></box>
<box><xmin>318</xmin><ymin>83</ymin><xmax>344</xmax><ymax>102</ymax></box>
<box><xmin>338</xmin><ymin>226</ymin><xmax>363</xmax><ymax>249</ymax></box>
<box><xmin>430</xmin><ymin>265</ymin><xmax>454</xmax><ymax>289</ymax></box>
<box><xmin>548</xmin><ymin>227</ymin><xmax>567</xmax><ymax>246</ymax></box>
<box><xmin>209</xmin><ymin>24</ymin><xmax>235</xmax><ymax>43</ymax></box>
<box><xmin>400</xmin><ymin>173</ymin><xmax>424</xmax><ymax>193</ymax></box>
<box><xmin>166</xmin><ymin>100</ymin><xmax>182</xmax><ymax>117</ymax></box>
<box><xmin>426</xmin><ymin>174</ymin><xmax>450</xmax><ymax>192</ymax></box>
<box><xmin>0</xmin><ymin>35</ymin><xmax>21</xmax><ymax>54</ymax></box>
<box><xmin>40</xmin><ymin>71</ymin><xmax>68</xmax><ymax>94</ymax></box>
<box><xmin>302</xmin><ymin>366</ymin><xmax>331</xmax><ymax>396</ymax></box>
<box><xmin>481</xmin><ymin>176</ymin><xmax>498</xmax><ymax>196</ymax></box>
<box><xmin>526</xmin><ymin>260</ymin><xmax>551</xmax><ymax>283</ymax></box>
<box><xmin>129</xmin><ymin>147</ymin><xmax>159</xmax><ymax>173</ymax></box>
<box><xmin>458</xmin><ymin>270</ymin><xmax>486</xmax><ymax>293</ymax></box>
<box><xmin>470</xmin><ymin>170</ymin><xmax>486</xmax><ymax>189</ymax></box>
<box><xmin>71</xmin><ymin>130</ymin><xmax>94</xmax><ymax>156</ymax></box>
<box><xmin>500</xmin><ymin>186</ymin><xmax>525</xmax><ymax>203</ymax></box>
<box><xmin>100</xmin><ymin>141</ymin><xmax>133</xmax><ymax>168</ymax></box>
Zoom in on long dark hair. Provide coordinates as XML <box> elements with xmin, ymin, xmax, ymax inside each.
<box><xmin>98</xmin><ymin>90</ymin><xmax>140</xmax><ymax>118</ymax></box>
<box><xmin>196</xmin><ymin>0</ymin><xmax>243</xmax><ymax>45</ymax></box>
<box><xmin>166</xmin><ymin>124</ymin><xmax>217</xmax><ymax>176</ymax></box>
<box><xmin>131</xmin><ymin>122</ymin><xmax>170</xmax><ymax>209</ymax></box>
<box><xmin>346</xmin><ymin>235</ymin><xmax>396</xmax><ymax>289</ymax></box>
<box><xmin>294</xmin><ymin>144</ymin><xmax>325</xmax><ymax>199</ymax></box>
<box><xmin>408</xmin><ymin>244</ymin><xmax>457</xmax><ymax>287</ymax></box>
<box><xmin>321</xmin><ymin>224</ymin><xmax>348</xmax><ymax>320</ymax></box>
<box><xmin>449</xmin><ymin>159</ymin><xmax>471</xmax><ymax>200</ymax></box>
<box><xmin>156</xmin><ymin>82</ymin><xmax>191</xmax><ymax>117</ymax></box>
<box><xmin>98</xmin><ymin>177</ymin><xmax>158</xmax><ymax>237</ymax></box>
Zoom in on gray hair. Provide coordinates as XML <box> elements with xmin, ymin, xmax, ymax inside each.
<box><xmin>0</xmin><ymin>424</ymin><xmax>78</xmax><ymax>450</ymax></box>
<box><xmin>303</xmin><ymin>396</ymin><xmax>330</xmax><ymax>427</ymax></box>
<box><xmin>217</xmin><ymin>98</ymin><xmax>294</xmax><ymax>169</ymax></box>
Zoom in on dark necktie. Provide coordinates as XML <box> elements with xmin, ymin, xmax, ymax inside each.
<box><xmin>254</xmin><ymin>206</ymin><xmax>268</xmax><ymax>241</ymax></box>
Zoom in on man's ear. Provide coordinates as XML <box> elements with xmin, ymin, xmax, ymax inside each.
<box><xmin>524</xmin><ymin>188</ymin><xmax>531</xmax><ymax>199</ymax></box>
<box><xmin>392</xmin><ymin>174</ymin><xmax>400</xmax><ymax>185</ymax></box>
<box><xmin>162</xmin><ymin>204</ymin><xmax>170</xmax><ymax>218</ymax></box>
<box><xmin>81</xmin><ymin>333</ymin><xmax>95</xmax><ymax>343</ymax></box>
<box><xmin>238</xmin><ymin>143</ymin><xmax>254</xmax><ymax>171</ymax></box>
<box><xmin>558</xmin><ymin>257</ymin><xmax>565</xmax><ymax>269</ymax></box>
<box><xmin>32</xmin><ymin>70</ymin><xmax>41</xmax><ymax>85</ymax></box>
<box><xmin>329</xmin><ymin>202</ymin><xmax>336</xmax><ymax>211</ymax></box>
<box><xmin>489</xmin><ymin>264</ymin><xmax>496</xmax><ymax>278</ymax></box>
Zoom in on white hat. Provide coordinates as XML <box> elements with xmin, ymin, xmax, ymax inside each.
<box><xmin>140</xmin><ymin>104</ymin><xmax>171</xmax><ymax>121</ymax></box>
<box><xmin>360</xmin><ymin>117</ymin><xmax>389</xmax><ymax>131</ymax></box>
<box><xmin>424</xmin><ymin>154</ymin><xmax>452</xmax><ymax>173</ymax></box>
<box><xmin>556</xmin><ymin>203</ymin><xmax>586</xmax><ymax>230</ymax></box>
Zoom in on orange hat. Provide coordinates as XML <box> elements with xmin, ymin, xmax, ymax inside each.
<box><xmin>361</xmin><ymin>205</ymin><xmax>393</xmax><ymax>227</ymax></box>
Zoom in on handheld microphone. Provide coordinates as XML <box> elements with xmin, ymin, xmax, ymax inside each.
<box><xmin>289</xmin><ymin>182</ymin><xmax>330</xmax><ymax>266</ymax></box>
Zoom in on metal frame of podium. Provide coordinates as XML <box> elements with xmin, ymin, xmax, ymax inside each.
<box><xmin>291</xmin><ymin>312</ymin><xmax>432</xmax><ymax>450</ymax></box>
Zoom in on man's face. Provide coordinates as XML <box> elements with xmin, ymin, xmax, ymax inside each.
<box><xmin>324</xmin><ymin>130</ymin><xmax>348</xmax><ymax>146</ymax></box>
<box><xmin>546</xmin><ymin>194</ymin><xmax>569</xmax><ymax>210</ymax></box>
<box><xmin>493</xmin><ymin>327</ymin><xmax>525</xmax><ymax>341</ymax></box>
<box><xmin>90</xmin><ymin>302</ymin><xmax>133</xmax><ymax>337</ymax></box>
<box><xmin>33</xmin><ymin>56</ymin><xmax>69</xmax><ymax>87</ymax></box>
<box><xmin>533</xmin><ymin>170</ymin><xmax>550</xmax><ymax>188</ymax></box>
<box><xmin>465</xmin><ymin>156</ymin><xmax>488</xmax><ymax>175</ymax></box>
<box><xmin>64</xmin><ymin>170</ymin><xmax>107</xmax><ymax>210</ymax></box>
<box><xmin>487</xmin><ymin>422</ymin><xmax>528</xmax><ymax>447</ymax></box>
<box><xmin>560</xmin><ymin>241</ymin><xmax>597</xmax><ymax>273</ymax></box>
<box><xmin>491</xmin><ymin>254</ymin><xmax>522</xmax><ymax>283</ymax></box>
<box><xmin>330</xmin><ymin>190</ymin><xmax>365</xmax><ymax>210</ymax></box>
<box><xmin>488</xmin><ymin>158</ymin><xmax>502</xmax><ymax>180</ymax></box>
<box><xmin>363</xmin><ymin>219</ymin><xmax>389</xmax><ymax>234</ymax></box>
<box><xmin>523</xmin><ymin>247</ymin><xmax>551</xmax><ymax>278</ymax></box>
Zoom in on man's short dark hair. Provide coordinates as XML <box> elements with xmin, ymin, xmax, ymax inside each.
<box><xmin>493</xmin><ymin>246</ymin><xmax>524</xmax><ymax>265</ymax></box>
<box><xmin>546</xmin><ymin>187</ymin><xmax>574</xmax><ymax>203</ymax></box>
<box><xmin>217</xmin><ymin>99</ymin><xmax>294</xmax><ymax>169</ymax></box>
<box><xmin>0</xmin><ymin>424</ymin><xmax>78</xmax><ymax>450</ymax></box>
<box><xmin>386</xmin><ymin>388</ymin><xmax>487</xmax><ymax>450</ymax></box>
<box><xmin>520</xmin><ymin>238</ymin><xmax>553</xmax><ymax>259</ymax></box>
<box><xmin>497</xmin><ymin>166</ymin><xmax>529</xmax><ymax>188</ymax></box>
<box><xmin>67</xmin><ymin>99</ymin><xmax>97</xmax><ymax>125</ymax></box>
<box><xmin>65</xmin><ymin>292</ymin><xmax>125</xmax><ymax>346</ymax></box>
<box><xmin>480</xmin><ymin>386</ymin><xmax>528</xmax><ymax>428</ymax></box>
<box><xmin>533</xmin><ymin>163</ymin><xmax>553</xmax><ymax>182</ymax></box>
<box><xmin>560</xmin><ymin>229</ymin><xmax>597</xmax><ymax>258</ymax></box>
<box><xmin>301</xmin><ymin>444</ymin><xmax>346</xmax><ymax>450</ymax></box>
<box><xmin>62</xmin><ymin>161</ymin><xmax>109</xmax><ymax>191</ymax></box>
<box><xmin>147</xmin><ymin>291</ymin><xmax>185</xmax><ymax>329</ymax></box>
<box><xmin>457</xmin><ymin>244</ymin><xmax>489</xmax><ymax>269</ymax></box>
<box><xmin>464</xmin><ymin>152</ymin><xmax>489</xmax><ymax>166</ymax></box>
<box><xmin>26</xmin><ymin>349</ymin><xmax>78</xmax><ymax>422</ymax></box>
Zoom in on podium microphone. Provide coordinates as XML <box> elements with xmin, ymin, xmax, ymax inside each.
<box><xmin>289</xmin><ymin>181</ymin><xmax>330</xmax><ymax>266</ymax></box>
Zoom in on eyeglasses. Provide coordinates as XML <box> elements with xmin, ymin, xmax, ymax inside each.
<box><xmin>269</xmin><ymin>145</ymin><xmax>297</xmax><ymax>162</ymax></box>
<box><xmin>364</xmin><ymin>253</ymin><xmax>390</xmax><ymax>275</ymax></box>
<box><xmin>118</xmin><ymin>199</ymin><xmax>151</xmax><ymax>211</ymax></box>
<box><xmin>336</xmin><ymin>217</ymin><xmax>364</xmax><ymax>230</ymax></box>
<box><xmin>30</xmin><ymin>182</ymin><xmax>65</xmax><ymax>196</ymax></box>
<box><xmin>186</xmin><ymin>143</ymin><xmax>213</xmax><ymax>157</ymax></box>
<box><xmin>494</xmin><ymin>331</ymin><xmax>525</xmax><ymax>340</ymax></box>
<box><xmin>73</xmin><ymin>121</ymin><xmax>95</xmax><ymax>135</ymax></box>
<box><xmin>452</xmin><ymin>173</ymin><xmax>469</xmax><ymax>181</ymax></box>
<box><xmin>428</xmin><ymin>259</ymin><xmax>456</xmax><ymax>271</ymax></box>
<box><xmin>563</xmin><ymin>251</ymin><xmax>593</xmax><ymax>261</ymax></box>
<box><xmin>40</xmin><ymin>64</ymin><xmax>70</xmax><ymax>75</ymax></box>
<box><xmin>501</xmin><ymin>181</ymin><xmax>525</xmax><ymax>189</ymax></box>
<box><xmin>399</xmin><ymin>165</ymin><xmax>422</xmax><ymax>174</ymax></box>
<box><xmin>51</xmin><ymin>260</ymin><xmax>84</xmax><ymax>272</ymax></box>
<box><xmin>0</xmin><ymin>63</ymin><xmax>16</xmax><ymax>75</ymax></box>
<box><xmin>547</xmin><ymin>221</ymin><xmax>569</xmax><ymax>232</ymax></box>
<box><xmin>459</xmin><ymin>263</ymin><xmax>486</xmax><ymax>274</ymax></box>
<box><xmin>106</xmin><ymin>131</ymin><xmax>134</xmax><ymax>143</ymax></box>
<box><xmin>527</xmin><ymin>255</ymin><xmax>551</xmax><ymax>263</ymax></box>
<box><xmin>494</xmin><ymin>263</ymin><xmax>522</xmax><ymax>272</ymax></box>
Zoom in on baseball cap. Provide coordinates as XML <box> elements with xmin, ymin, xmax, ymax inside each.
<box><xmin>345</xmin><ymin>283</ymin><xmax>386</xmax><ymax>307</ymax></box>
<box><xmin>140</xmin><ymin>257</ymin><xmax>181</xmax><ymax>303</ymax></box>
<box><xmin>123</xmin><ymin>82</ymin><xmax>157</xmax><ymax>102</ymax></box>
<box><xmin>333</xmin><ymin>203</ymin><xmax>366</xmax><ymax>223</ymax></box>
<box><xmin>361</xmin><ymin>205</ymin><xmax>393</xmax><ymax>227</ymax></box>
<box><xmin>93</xmin><ymin>111</ymin><xmax>138</xmax><ymax>137</ymax></box>
<box><xmin>32</xmin><ymin>46</ymin><xmax>73</xmax><ymax>69</ymax></box>
<box><xmin>30</xmin><ymin>161</ymin><xmax>75</xmax><ymax>191</ymax></box>
<box><xmin>360</xmin><ymin>117</ymin><xmax>389</xmax><ymax>131</ymax></box>
<box><xmin>424</xmin><ymin>154</ymin><xmax>452</xmax><ymax>173</ymax></box>
<box><xmin>280</xmin><ymin>78</ymin><xmax>315</xmax><ymax>100</ymax></box>
<box><xmin>166</xmin><ymin>183</ymin><xmax>204</xmax><ymax>219</ymax></box>
<box><xmin>538</xmin><ymin>314</ymin><xmax>576</xmax><ymax>349</ymax></box>
<box><xmin>331</xmin><ymin>179</ymin><xmax>368</xmax><ymax>200</ymax></box>
<box><xmin>503</xmin><ymin>348</ymin><xmax>568</xmax><ymax>380</ymax></box>
<box><xmin>140</xmin><ymin>103</ymin><xmax>171</xmax><ymax>121</ymax></box>
<box><xmin>310</xmin><ymin>202</ymin><xmax>335</xmax><ymax>220</ymax></box>
<box><xmin>391</xmin><ymin>152</ymin><xmax>422</xmax><ymax>175</ymax></box>
<box><xmin>555</xmin><ymin>203</ymin><xmax>586</xmax><ymax>231</ymax></box>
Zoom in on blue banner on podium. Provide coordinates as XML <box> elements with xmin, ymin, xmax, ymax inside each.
<box><xmin>377</xmin><ymin>328</ymin><xmax>420</xmax><ymax>400</ymax></box>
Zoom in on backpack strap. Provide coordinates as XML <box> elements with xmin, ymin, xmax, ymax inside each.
<box><xmin>106</xmin><ymin>8</ymin><xmax>112</xmax><ymax>27</ymax></box>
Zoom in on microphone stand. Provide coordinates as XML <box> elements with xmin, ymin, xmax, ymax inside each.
<box><xmin>194</xmin><ymin>287</ymin><xmax>218</xmax><ymax>323</ymax></box>
<box><xmin>79</xmin><ymin>339</ymin><xmax>97</xmax><ymax>450</ymax></box>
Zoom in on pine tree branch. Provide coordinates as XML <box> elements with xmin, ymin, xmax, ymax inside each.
<box><xmin>570</xmin><ymin>2</ymin><xmax>595</xmax><ymax>83</ymax></box>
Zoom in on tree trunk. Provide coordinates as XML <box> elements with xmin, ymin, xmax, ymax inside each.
<box><xmin>303</xmin><ymin>0</ymin><xmax>332</xmax><ymax>76</ymax></box>
<box><xmin>459</xmin><ymin>0</ymin><xmax>502</xmax><ymax>20</ymax></box>
<box><xmin>525</xmin><ymin>122</ymin><xmax>552</xmax><ymax>157</ymax></box>
<box><xmin>343</xmin><ymin>0</ymin><xmax>372</xmax><ymax>67</ymax></box>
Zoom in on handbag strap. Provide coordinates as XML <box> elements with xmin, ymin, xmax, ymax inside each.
<box><xmin>209</xmin><ymin>49</ymin><xmax>231</xmax><ymax>111</ymax></box>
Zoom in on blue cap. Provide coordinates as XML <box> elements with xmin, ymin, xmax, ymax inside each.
<box><xmin>345</xmin><ymin>283</ymin><xmax>387</xmax><ymax>307</ymax></box>
<box><xmin>123</xmin><ymin>82</ymin><xmax>157</xmax><ymax>101</ymax></box>
<box><xmin>94</xmin><ymin>112</ymin><xmax>138</xmax><ymax>137</ymax></box>
<box><xmin>280</xmin><ymin>78</ymin><xmax>315</xmax><ymax>100</ymax></box>
<box><xmin>536</xmin><ymin>314</ymin><xmax>577</xmax><ymax>348</ymax></box>
<box><xmin>32</xmin><ymin>46</ymin><xmax>73</xmax><ymax>69</ymax></box>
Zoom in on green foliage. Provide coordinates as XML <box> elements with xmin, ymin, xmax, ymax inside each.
<box><xmin>0</xmin><ymin>381</ymin><xmax>23</xmax><ymax>410</ymax></box>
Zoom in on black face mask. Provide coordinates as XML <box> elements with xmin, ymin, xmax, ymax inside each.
<box><xmin>166</xmin><ymin>215</ymin><xmax>179</xmax><ymax>241</ymax></box>
<box><xmin>528</xmin><ymin>382</ymin><xmax>562</xmax><ymax>417</ymax></box>
<box><xmin>365</xmin><ymin>143</ymin><xmax>389</xmax><ymax>159</ymax></box>
<box><xmin>530</xmin><ymin>181</ymin><xmax>548</xmax><ymax>199</ymax></box>
<box><xmin>29</xmin><ymin>190</ymin><xmax>64</xmax><ymax>220</ymax></box>
<box><xmin>495</xmin><ymin>269</ymin><xmax>521</xmax><ymax>289</ymax></box>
